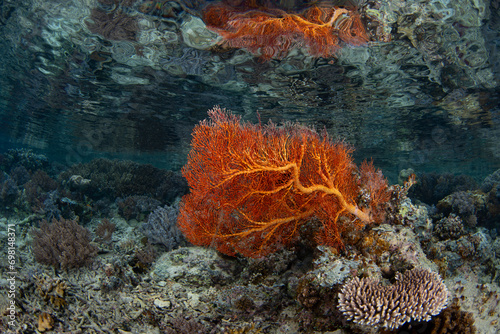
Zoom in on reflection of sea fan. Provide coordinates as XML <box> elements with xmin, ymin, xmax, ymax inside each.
<box><xmin>203</xmin><ymin>4</ymin><xmax>369</xmax><ymax>59</ymax></box>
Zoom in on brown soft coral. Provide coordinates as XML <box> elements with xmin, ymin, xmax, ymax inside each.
<box><xmin>31</xmin><ymin>218</ymin><xmax>98</xmax><ymax>270</ymax></box>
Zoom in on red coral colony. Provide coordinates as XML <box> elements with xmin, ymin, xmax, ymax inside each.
<box><xmin>202</xmin><ymin>1</ymin><xmax>369</xmax><ymax>59</ymax></box>
<box><xmin>177</xmin><ymin>107</ymin><xmax>390</xmax><ymax>258</ymax></box>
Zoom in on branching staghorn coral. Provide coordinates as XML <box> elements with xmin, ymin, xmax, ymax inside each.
<box><xmin>338</xmin><ymin>268</ymin><xmax>449</xmax><ymax>330</ymax></box>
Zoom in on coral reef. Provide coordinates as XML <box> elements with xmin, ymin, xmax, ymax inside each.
<box><xmin>31</xmin><ymin>218</ymin><xmax>98</xmax><ymax>270</ymax></box>
<box><xmin>434</xmin><ymin>214</ymin><xmax>467</xmax><ymax>240</ymax></box>
<box><xmin>59</xmin><ymin>158</ymin><xmax>188</xmax><ymax>203</ymax></box>
<box><xmin>338</xmin><ymin>268</ymin><xmax>449</xmax><ymax>330</ymax></box>
<box><xmin>116</xmin><ymin>195</ymin><xmax>162</xmax><ymax>220</ymax></box>
<box><xmin>3</xmin><ymin>150</ymin><xmax>500</xmax><ymax>333</ymax></box>
<box><xmin>95</xmin><ymin>218</ymin><xmax>116</xmax><ymax>242</ymax></box>
<box><xmin>178</xmin><ymin>107</ymin><xmax>390</xmax><ymax>257</ymax></box>
<box><xmin>437</xmin><ymin>191</ymin><xmax>487</xmax><ymax>228</ymax></box>
<box><xmin>409</xmin><ymin>172</ymin><xmax>478</xmax><ymax>205</ymax></box>
<box><xmin>203</xmin><ymin>2</ymin><xmax>369</xmax><ymax>59</ymax></box>
<box><xmin>2</xmin><ymin>184</ymin><xmax>500</xmax><ymax>333</ymax></box>
<box><xmin>139</xmin><ymin>203</ymin><xmax>185</xmax><ymax>251</ymax></box>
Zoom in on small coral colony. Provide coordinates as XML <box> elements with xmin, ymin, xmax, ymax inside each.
<box><xmin>2</xmin><ymin>1</ymin><xmax>498</xmax><ymax>333</ymax></box>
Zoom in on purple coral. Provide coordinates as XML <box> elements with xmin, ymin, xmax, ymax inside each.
<box><xmin>140</xmin><ymin>204</ymin><xmax>185</xmax><ymax>251</ymax></box>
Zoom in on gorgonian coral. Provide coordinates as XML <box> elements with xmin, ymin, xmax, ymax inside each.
<box><xmin>177</xmin><ymin>106</ymin><xmax>389</xmax><ymax>257</ymax></box>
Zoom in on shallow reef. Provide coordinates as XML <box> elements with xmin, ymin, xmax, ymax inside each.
<box><xmin>0</xmin><ymin>151</ymin><xmax>499</xmax><ymax>333</ymax></box>
<box><xmin>0</xmin><ymin>0</ymin><xmax>498</xmax><ymax>333</ymax></box>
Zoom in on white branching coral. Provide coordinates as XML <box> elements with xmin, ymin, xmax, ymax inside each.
<box><xmin>338</xmin><ymin>268</ymin><xmax>449</xmax><ymax>329</ymax></box>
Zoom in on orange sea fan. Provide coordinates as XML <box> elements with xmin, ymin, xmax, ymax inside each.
<box><xmin>177</xmin><ymin>107</ymin><xmax>389</xmax><ymax>258</ymax></box>
<box><xmin>202</xmin><ymin>3</ymin><xmax>369</xmax><ymax>59</ymax></box>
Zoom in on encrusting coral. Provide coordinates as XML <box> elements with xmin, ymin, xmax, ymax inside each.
<box><xmin>338</xmin><ymin>268</ymin><xmax>449</xmax><ymax>330</ymax></box>
<box><xmin>177</xmin><ymin>106</ymin><xmax>390</xmax><ymax>258</ymax></box>
<box><xmin>202</xmin><ymin>2</ymin><xmax>369</xmax><ymax>60</ymax></box>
